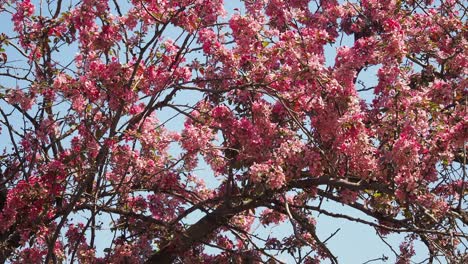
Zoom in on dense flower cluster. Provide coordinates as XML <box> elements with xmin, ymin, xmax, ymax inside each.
<box><xmin>0</xmin><ymin>0</ymin><xmax>466</xmax><ymax>263</ymax></box>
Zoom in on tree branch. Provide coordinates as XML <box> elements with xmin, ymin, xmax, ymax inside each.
<box><xmin>145</xmin><ymin>197</ymin><xmax>266</xmax><ymax>264</ymax></box>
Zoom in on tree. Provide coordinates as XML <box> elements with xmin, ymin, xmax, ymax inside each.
<box><xmin>0</xmin><ymin>0</ymin><xmax>466</xmax><ymax>263</ymax></box>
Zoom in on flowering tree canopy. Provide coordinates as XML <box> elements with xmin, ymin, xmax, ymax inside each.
<box><xmin>0</xmin><ymin>0</ymin><xmax>466</xmax><ymax>263</ymax></box>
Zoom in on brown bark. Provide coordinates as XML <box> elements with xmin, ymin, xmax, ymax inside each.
<box><xmin>145</xmin><ymin>198</ymin><xmax>264</xmax><ymax>264</ymax></box>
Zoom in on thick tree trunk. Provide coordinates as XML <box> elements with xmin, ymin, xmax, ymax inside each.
<box><xmin>145</xmin><ymin>199</ymin><xmax>262</xmax><ymax>264</ymax></box>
